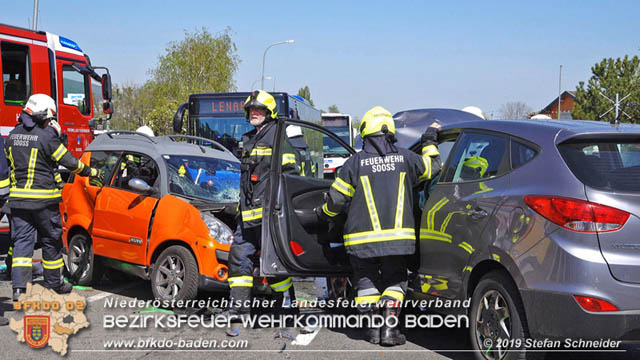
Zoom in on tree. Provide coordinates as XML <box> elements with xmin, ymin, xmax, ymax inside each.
<box><xmin>297</xmin><ymin>86</ymin><xmax>314</xmax><ymax>106</ymax></box>
<box><xmin>143</xmin><ymin>27</ymin><xmax>240</xmax><ymax>134</ymax></box>
<box><xmin>327</xmin><ymin>104</ymin><xmax>340</xmax><ymax>113</ymax></box>
<box><xmin>498</xmin><ymin>101</ymin><xmax>533</xmax><ymax>120</ymax></box>
<box><xmin>573</xmin><ymin>55</ymin><xmax>640</xmax><ymax>123</ymax></box>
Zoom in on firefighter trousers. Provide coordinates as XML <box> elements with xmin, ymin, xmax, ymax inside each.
<box><xmin>351</xmin><ymin>255</ymin><xmax>408</xmax><ymax>312</ymax></box>
<box><xmin>11</xmin><ymin>204</ymin><xmax>65</xmax><ymax>289</ymax></box>
<box><xmin>227</xmin><ymin>224</ymin><xmax>295</xmax><ymax>314</ymax></box>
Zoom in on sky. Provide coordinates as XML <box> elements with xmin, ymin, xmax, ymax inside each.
<box><xmin>3</xmin><ymin>1</ymin><xmax>640</xmax><ymax>119</ymax></box>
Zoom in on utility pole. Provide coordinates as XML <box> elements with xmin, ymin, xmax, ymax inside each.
<box><xmin>558</xmin><ymin>65</ymin><xmax>562</xmax><ymax>119</ymax></box>
<box><xmin>32</xmin><ymin>0</ymin><xmax>39</xmax><ymax>30</ymax></box>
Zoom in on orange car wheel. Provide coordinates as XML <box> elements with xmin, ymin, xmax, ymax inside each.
<box><xmin>151</xmin><ymin>245</ymin><xmax>198</xmax><ymax>301</ymax></box>
<box><xmin>67</xmin><ymin>233</ymin><xmax>103</xmax><ymax>286</ymax></box>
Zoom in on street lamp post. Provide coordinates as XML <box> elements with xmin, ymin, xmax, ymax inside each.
<box><xmin>261</xmin><ymin>40</ymin><xmax>294</xmax><ymax>89</ymax></box>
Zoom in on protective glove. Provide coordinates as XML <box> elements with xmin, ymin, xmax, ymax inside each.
<box><xmin>314</xmin><ymin>206</ymin><xmax>327</xmax><ymax>223</ymax></box>
<box><xmin>421</xmin><ymin>122</ymin><xmax>441</xmax><ymax>144</ymax></box>
<box><xmin>90</xmin><ymin>168</ymin><xmax>106</xmax><ymax>186</ymax></box>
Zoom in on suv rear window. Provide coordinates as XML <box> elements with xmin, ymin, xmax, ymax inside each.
<box><xmin>558</xmin><ymin>138</ymin><xmax>640</xmax><ymax>192</ymax></box>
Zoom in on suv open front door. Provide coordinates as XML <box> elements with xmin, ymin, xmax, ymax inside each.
<box><xmin>261</xmin><ymin>119</ymin><xmax>355</xmax><ymax>277</ymax></box>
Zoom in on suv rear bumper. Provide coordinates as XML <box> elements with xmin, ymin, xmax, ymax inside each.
<box><xmin>520</xmin><ymin>289</ymin><xmax>640</xmax><ymax>341</ymax></box>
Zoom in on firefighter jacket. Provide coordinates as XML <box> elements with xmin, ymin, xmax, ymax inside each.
<box><xmin>4</xmin><ymin>121</ymin><xmax>92</xmax><ymax>210</ymax></box>
<box><xmin>239</xmin><ymin>120</ymin><xmax>299</xmax><ymax>228</ymax></box>
<box><xmin>289</xmin><ymin>135</ymin><xmax>315</xmax><ymax>177</ymax></box>
<box><xmin>319</xmin><ymin>135</ymin><xmax>441</xmax><ymax>258</ymax></box>
<box><xmin>0</xmin><ymin>136</ymin><xmax>9</xmax><ymax>208</ymax></box>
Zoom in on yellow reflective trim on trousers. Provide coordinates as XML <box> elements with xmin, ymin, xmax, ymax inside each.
<box><xmin>344</xmin><ymin>228</ymin><xmax>415</xmax><ymax>246</ymax></box>
<box><xmin>10</xmin><ymin>188</ymin><xmax>62</xmax><ymax>199</ymax></box>
<box><xmin>250</xmin><ymin>147</ymin><xmax>272</xmax><ymax>156</ymax></box>
<box><xmin>270</xmin><ymin>277</ymin><xmax>293</xmax><ymax>292</ymax></box>
<box><xmin>322</xmin><ymin>203</ymin><xmax>338</xmax><ymax>217</ymax></box>
<box><xmin>72</xmin><ymin>159</ymin><xmax>85</xmax><ymax>174</ymax></box>
<box><xmin>332</xmin><ymin>177</ymin><xmax>355</xmax><ymax>197</ymax></box>
<box><xmin>241</xmin><ymin>208</ymin><xmax>263</xmax><ymax>222</ymax></box>
<box><xmin>355</xmin><ymin>295</ymin><xmax>381</xmax><ymax>305</ymax></box>
<box><xmin>420</xmin><ymin>229</ymin><xmax>452</xmax><ymax>243</ymax></box>
<box><xmin>381</xmin><ymin>289</ymin><xmax>405</xmax><ymax>302</ymax></box>
<box><xmin>422</xmin><ymin>145</ymin><xmax>440</xmax><ymax>157</ymax></box>
<box><xmin>7</xmin><ymin>147</ymin><xmax>17</xmax><ymax>187</ymax></box>
<box><xmin>440</xmin><ymin>211</ymin><xmax>466</xmax><ymax>233</ymax></box>
<box><xmin>419</xmin><ymin>155</ymin><xmax>432</xmax><ymax>181</ymax></box>
<box><xmin>0</xmin><ymin>178</ymin><xmax>9</xmax><ymax>188</ymax></box>
<box><xmin>228</xmin><ymin>275</ymin><xmax>254</xmax><ymax>288</ymax></box>
<box><xmin>394</xmin><ymin>172</ymin><xmax>406</xmax><ymax>228</ymax></box>
<box><xmin>43</xmin><ymin>259</ymin><xmax>64</xmax><ymax>269</ymax></box>
<box><xmin>360</xmin><ymin>175</ymin><xmax>381</xmax><ymax>231</ymax></box>
<box><xmin>52</xmin><ymin>144</ymin><xmax>68</xmax><ymax>161</ymax></box>
<box><xmin>458</xmin><ymin>242</ymin><xmax>475</xmax><ymax>254</ymax></box>
<box><xmin>25</xmin><ymin>148</ymin><xmax>38</xmax><ymax>189</ymax></box>
<box><xmin>12</xmin><ymin>257</ymin><xmax>32</xmax><ymax>267</ymax></box>
<box><xmin>428</xmin><ymin>197</ymin><xmax>449</xmax><ymax>230</ymax></box>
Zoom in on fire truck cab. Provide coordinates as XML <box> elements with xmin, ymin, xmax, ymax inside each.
<box><xmin>0</xmin><ymin>23</ymin><xmax>113</xmax><ymax>157</ymax></box>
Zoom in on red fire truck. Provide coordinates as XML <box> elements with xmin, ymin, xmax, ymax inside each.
<box><xmin>0</xmin><ymin>23</ymin><xmax>113</xmax><ymax>157</ymax></box>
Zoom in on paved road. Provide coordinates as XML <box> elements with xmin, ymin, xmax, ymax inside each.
<box><xmin>0</xmin><ymin>252</ymin><xmax>638</xmax><ymax>359</ymax></box>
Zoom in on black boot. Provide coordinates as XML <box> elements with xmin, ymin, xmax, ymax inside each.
<box><xmin>49</xmin><ymin>282</ymin><xmax>72</xmax><ymax>294</ymax></box>
<box><xmin>380</xmin><ymin>305</ymin><xmax>405</xmax><ymax>346</ymax></box>
<box><xmin>364</xmin><ymin>308</ymin><xmax>381</xmax><ymax>344</ymax></box>
<box><xmin>220</xmin><ymin>286</ymin><xmax>251</xmax><ymax>323</ymax></box>
<box><xmin>13</xmin><ymin>287</ymin><xmax>26</xmax><ymax>302</ymax></box>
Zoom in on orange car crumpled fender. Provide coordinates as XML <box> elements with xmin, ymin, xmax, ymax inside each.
<box><xmin>61</xmin><ymin>152</ymin><xmax>97</xmax><ymax>249</ymax></box>
<box><xmin>147</xmin><ymin>194</ymin><xmax>230</xmax><ymax>281</ymax></box>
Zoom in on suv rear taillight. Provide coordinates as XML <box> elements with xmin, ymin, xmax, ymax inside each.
<box><xmin>524</xmin><ymin>195</ymin><xmax>630</xmax><ymax>233</ymax></box>
<box><xmin>574</xmin><ymin>295</ymin><xmax>619</xmax><ymax>312</ymax></box>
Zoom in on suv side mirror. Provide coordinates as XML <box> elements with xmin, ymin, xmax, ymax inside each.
<box><xmin>128</xmin><ymin>178</ymin><xmax>151</xmax><ymax>193</ymax></box>
<box><xmin>101</xmin><ymin>73</ymin><xmax>113</xmax><ymax>101</ymax></box>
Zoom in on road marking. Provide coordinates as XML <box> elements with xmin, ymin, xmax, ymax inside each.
<box><xmin>292</xmin><ymin>327</ymin><xmax>321</xmax><ymax>346</ymax></box>
<box><xmin>87</xmin><ymin>282</ymin><xmax>140</xmax><ymax>303</ymax></box>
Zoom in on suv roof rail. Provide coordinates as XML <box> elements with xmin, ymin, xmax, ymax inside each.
<box><xmin>103</xmin><ymin>130</ymin><xmax>158</xmax><ymax>144</ymax></box>
<box><xmin>165</xmin><ymin>135</ymin><xmax>231</xmax><ymax>155</ymax></box>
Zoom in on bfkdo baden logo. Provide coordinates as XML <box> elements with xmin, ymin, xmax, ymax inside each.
<box><xmin>10</xmin><ymin>284</ymin><xmax>89</xmax><ymax>356</ymax></box>
<box><xmin>24</xmin><ymin>315</ymin><xmax>50</xmax><ymax>348</ymax></box>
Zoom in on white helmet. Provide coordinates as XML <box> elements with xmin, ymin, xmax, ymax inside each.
<box><xmin>286</xmin><ymin>125</ymin><xmax>303</xmax><ymax>138</ymax></box>
<box><xmin>136</xmin><ymin>125</ymin><xmax>155</xmax><ymax>137</ymax></box>
<box><xmin>23</xmin><ymin>94</ymin><xmax>57</xmax><ymax>124</ymax></box>
<box><xmin>461</xmin><ymin>106</ymin><xmax>485</xmax><ymax>120</ymax></box>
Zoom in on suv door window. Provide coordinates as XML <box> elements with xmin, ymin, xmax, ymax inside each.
<box><xmin>2</xmin><ymin>41</ymin><xmax>31</xmax><ymax>106</ymax></box>
<box><xmin>284</xmin><ymin>123</ymin><xmax>322</xmax><ymax>178</ymax></box>
<box><xmin>445</xmin><ymin>132</ymin><xmax>508</xmax><ymax>183</ymax></box>
<box><xmin>511</xmin><ymin>140</ymin><xmax>538</xmax><ymax>170</ymax></box>
<box><xmin>89</xmin><ymin>151</ymin><xmax>121</xmax><ymax>186</ymax></box>
<box><xmin>112</xmin><ymin>153</ymin><xmax>159</xmax><ymax>193</ymax></box>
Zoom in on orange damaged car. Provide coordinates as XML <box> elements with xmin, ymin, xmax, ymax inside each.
<box><xmin>60</xmin><ymin>132</ymin><xmax>240</xmax><ymax>300</ymax></box>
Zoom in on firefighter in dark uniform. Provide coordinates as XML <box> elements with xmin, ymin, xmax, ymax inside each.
<box><xmin>286</xmin><ymin>124</ymin><xmax>315</xmax><ymax>177</ymax></box>
<box><xmin>225</xmin><ymin>90</ymin><xmax>298</xmax><ymax>321</ymax></box>
<box><xmin>5</xmin><ymin>94</ymin><xmax>102</xmax><ymax>301</ymax></box>
<box><xmin>0</xmin><ymin>134</ymin><xmax>9</xmax><ymax>326</ymax></box>
<box><xmin>316</xmin><ymin>106</ymin><xmax>441</xmax><ymax>346</ymax></box>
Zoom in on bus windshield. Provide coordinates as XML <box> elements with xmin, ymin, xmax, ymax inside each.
<box><xmin>195</xmin><ymin>116</ymin><xmax>253</xmax><ymax>142</ymax></box>
<box><xmin>323</xmin><ymin>127</ymin><xmax>351</xmax><ymax>155</ymax></box>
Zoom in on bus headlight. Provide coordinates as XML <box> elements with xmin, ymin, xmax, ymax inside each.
<box><xmin>200</xmin><ymin>213</ymin><xmax>234</xmax><ymax>245</ymax></box>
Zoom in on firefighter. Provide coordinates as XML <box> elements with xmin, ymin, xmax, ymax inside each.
<box><xmin>5</xmin><ymin>94</ymin><xmax>103</xmax><ymax>301</ymax></box>
<box><xmin>316</xmin><ymin>106</ymin><xmax>442</xmax><ymax>346</ymax></box>
<box><xmin>0</xmin><ymin>134</ymin><xmax>9</xmax><ymax>326</ymax></box>
<box><xmin>224</xmin><ymin>90</ymin><xmax>298</xmax><ymax>324</ymax></box>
